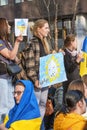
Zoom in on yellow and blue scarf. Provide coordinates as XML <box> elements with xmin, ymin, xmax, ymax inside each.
<box><xmin>5</xmin><ymin>80</ymin><xmax>41</xmax><ymax>129</ymax></box>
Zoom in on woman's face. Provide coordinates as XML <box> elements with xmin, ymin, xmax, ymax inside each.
<box><xmin>84</xmin><ymin>83</ymin><xmax>87</xmax><ymax>98</ymax></box>
<box><xmin>6</xmin><ymin>20</ymin><xmax>11</xmax><ymax>34</ymax></box>
<box><xmin>71</xmin><ymin>38</ymin><xmax>77</xmax><ymax>50</ymax></box>
<box><xmin>13</xmin><ymin>84</ymin><xmax>25</xmax><ymax>104</ymax></box>
<box><xmin>37</xmin><ymin>23</ymin><xmax>50</xmax><ymax>38</ymax></box>
<box><xmin>81</xmin><ymin>98</ymin><xmax>86</xmax><ymax>114</ymax></box>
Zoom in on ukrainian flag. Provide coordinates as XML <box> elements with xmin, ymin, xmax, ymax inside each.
<box><xmin>4</xmin><ymin>80</ymin><xmax>41</xmax><ymax>130</ymax></box>
<box><xmin>80</xmin><ymin>52</ymin><xmax>87</xmax><ymax>77</ymax></box>
<box><xmin>80</xmin><ymin>36</ymin><xmax>87</xmax><ymax>77</ymax></box>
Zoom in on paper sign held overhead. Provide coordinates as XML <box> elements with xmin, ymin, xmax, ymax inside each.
<box><xmin>15</xmin><ymin>19</ymin><xmax>28</xmax><ymax>36</ymax></box>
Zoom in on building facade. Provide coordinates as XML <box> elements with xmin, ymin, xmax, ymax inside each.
<box><xmin>0</xmin><ymin>0</ymin><xmax>87</xmax><ymax>50</ymax></box>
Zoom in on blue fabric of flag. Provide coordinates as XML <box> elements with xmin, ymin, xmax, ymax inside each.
<box><xmin>6</xmin><ymin>80</ymin><xmax>41</xmax><ymax>128</ymax></box>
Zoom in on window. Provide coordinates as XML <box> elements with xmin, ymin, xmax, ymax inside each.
<box><xmin>0</xmin><ymin>0</ymin><xmax>8</xmax><ymax>6</ymax></box>
<box><xmin>15</xmin><ymin>0</ymin><xmax>24</xmax><ymax>3</ymax></box>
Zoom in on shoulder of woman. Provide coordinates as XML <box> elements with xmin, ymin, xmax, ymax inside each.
<box><xmin>30</xmin><ymin>36</ymin><xmax>39</xmax><ymax>43</ymax></box>
<box><xmin>0</xmin><ymin>39</ymin><xmax>5</xmax><ymax>46</ymax></box>
<box><xmin>29</xmin><ymin>37</ymin><xmax>40</xmax><ymax>50</ymax></box>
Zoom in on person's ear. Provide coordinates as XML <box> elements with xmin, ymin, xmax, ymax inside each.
<box><xmin>37</xmin><ymin>27</ymin><xmax>40</xmax><ymax>32</ymax></box>
<box><xmin>77</xmin><ymin>100</ymin><xmax>83</xmax><ymax>108</ymax></box>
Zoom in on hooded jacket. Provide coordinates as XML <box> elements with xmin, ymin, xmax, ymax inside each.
<box><xmin>54</xmin><ymin>113</ymin><xmax>87</xmax><ymax>130</ymax></box>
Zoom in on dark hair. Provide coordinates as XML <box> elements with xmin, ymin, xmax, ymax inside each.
<box><xmin>64</xmin><ymin>34</ymin><xmax>75</xmax><ymax>47</ymax></box>
<box><xmin>56</xmin><ymin>90</ymin><xmax>84</xmax><ymax>115</ymax></box>
<box><xmin>0</xmin><ymin>18</ymin><xmax>9</xmax><ymax>41</ymax></box>
<box><xmin>65</xmin><ymin>90</ymin><xmax>84</xmax><ymax>111</ymax></box>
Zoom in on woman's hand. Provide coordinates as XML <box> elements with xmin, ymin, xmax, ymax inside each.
<box><xmin>76</xmin><ymin>52</ymin><xmax>83</xmax><ymax>63</ymax></box>
<box><xmin>59</xmin><ymin>48</ymin><xmax>65</xmax><ymax>55</ymax></box>
<box><xmin>35</xmin><ymin>80</ymin><xmax>41</xmax><ymax>88</ymax></box>
<box><xmin>52</xmin><ymin>50</ymin><xmax>57</xmax><ymax>54</ymax></box>
<box><xmin>0</xmin><ymin>123</ymin><xmax>8</xmax><ymax>130</ymax></box>
<box><xmin>15</xmin><ymin>35</ymin><xmax>23</xmax><ymax>43</ymax></box>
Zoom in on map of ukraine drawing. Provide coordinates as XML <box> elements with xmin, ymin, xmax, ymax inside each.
<box><xmin>17</xmin><ymin>19</ymin><xmax>26</xmax><ymax>34</ymax></box>
<box><xmin>15</xmin><ymin>19</ymin><xmax>28</xmax><ymax>36</ymax></box>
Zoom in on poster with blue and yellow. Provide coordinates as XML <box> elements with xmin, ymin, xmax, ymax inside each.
<box><xmin>39</xmin><ymin>52</ymin><xmax>67</xmax><ymax>88</ymax></box>
<box><xmin>15</xmin><ymin>19</ymin><xmax>28</xmax><ymax>36</ymax></box>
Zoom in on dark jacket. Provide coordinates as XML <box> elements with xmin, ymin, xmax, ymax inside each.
<box><xmin>54</xmin><ymin>86</ymin><xmax>63</xmax><ymax>113</ymax></box>
<box><xmin>63</xmin><ymin>49</ymin><xmax>81</xmax><ymax>93</ymax></box>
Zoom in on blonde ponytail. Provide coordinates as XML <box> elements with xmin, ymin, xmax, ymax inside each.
<box><xmin>42</xmin><ymin>37</ymin><xmax>51</xmax><ymax>54</ymax></box>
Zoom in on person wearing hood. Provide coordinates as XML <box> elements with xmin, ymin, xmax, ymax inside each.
<box><xmin>0</xmin><ymin>80</ymin><xmax>41</xmax><ymax>130</ymax></box>
<box><xmin>54</xmin><ymin>90</ymin><xmax>87</xmax><ymax>130</ymax></box>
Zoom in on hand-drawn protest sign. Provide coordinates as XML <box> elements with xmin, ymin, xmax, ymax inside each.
<box><xmin>39</xmin><ymin>52</ymin><xmax>67</xmax><ymax>87</ymax></box>
<box><xmin>15</xmin><ymin>19</ymin><xmax>28</xmax><ymax>36</ymax></box>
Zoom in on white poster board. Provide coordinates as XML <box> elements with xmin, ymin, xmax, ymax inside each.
<box><xmin>15</xmin><ymin>19</ymin><xmax>28</xmax><ymax>36</ymax></box>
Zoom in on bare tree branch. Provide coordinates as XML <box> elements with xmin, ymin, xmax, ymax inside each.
<box><xmin>53</xmin><ymin>0</ymin><xmax>59</xmax><ymax>51</ymax></box>
<box><xmin>42</xmin><ymin>0</ymin><xmax>51</xmax><ymax>25</ymax></box>
<box><xmin>43</xmin><ymin>0</ymin><xmax>51</xmax><ymax>12</ymax></box>
<box><xmin>42</xmin><ymin>0</ymin><xmax>59</xmax><ymax>51</ymax></box>
<box><xmin>53</xmin><ymin>0</ymin><xmax>56</xmax><ymax>5</ymax></box>
<box><xmin>71</xmin><ymin>0</ymin><xmax>80</xmax><ymax>34</ymax></box>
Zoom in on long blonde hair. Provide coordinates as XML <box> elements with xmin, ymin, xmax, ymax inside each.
<box><xmin>33</xmin><ymin>19</ymin><xmax>51</xmax><ymax>54</ymax></box>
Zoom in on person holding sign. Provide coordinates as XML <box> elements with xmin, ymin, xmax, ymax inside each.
<box><xmin>0</xmin><ymin>18</ymin><xmax>23</xmax><ymax>123</ymax></box>
<box><xmin>22</xmin><ymin>19</ymin><xmax>52</xmax><ymax>121</ymax></box>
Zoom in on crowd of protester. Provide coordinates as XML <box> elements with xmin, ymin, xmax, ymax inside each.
<box><xmin>0</xmin><ymin>18</ymin><xmax>87</xmax><ymax>130</ymax></box>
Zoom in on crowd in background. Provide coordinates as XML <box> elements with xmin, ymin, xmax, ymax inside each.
<box><xmin>0</xmin><ymin>18</ymin><xmax>87</xmax><ymax>130</ymax></box>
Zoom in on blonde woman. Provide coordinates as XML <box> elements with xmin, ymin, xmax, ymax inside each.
<box><xmin>23</xmin><ymin>19</ymin><xmax>52</xmax><ymax>122</ymax></box>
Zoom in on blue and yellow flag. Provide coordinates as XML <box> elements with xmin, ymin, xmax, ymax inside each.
<box><xmin>80</xmin><ymin>52</ymin><xmax>87</xmax><ymax>77</ymax></box>
<box><xmin>5</xmin><ymin>80</ymin><xmax>41</xmax><ymax>130</ymax></box>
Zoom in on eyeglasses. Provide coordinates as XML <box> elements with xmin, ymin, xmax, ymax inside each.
<box><xmin>12</xmin><ymin>91</ymin><xmax>24</xmax><ymax>96</ymax></box>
